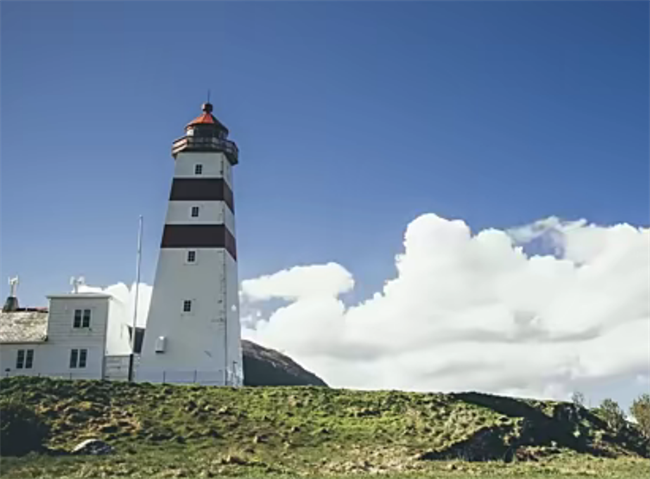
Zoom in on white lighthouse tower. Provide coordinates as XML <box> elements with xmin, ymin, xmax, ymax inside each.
<box><xmin>137</xmin><ymin>102</ymin><xmax>243</xmax><ymax>386</ymax></box>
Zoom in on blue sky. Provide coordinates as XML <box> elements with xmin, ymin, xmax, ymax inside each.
<box><xmin>1</xmin><ymin>0</ymin><xmax>648</xmax><ymax>306</ymax></box>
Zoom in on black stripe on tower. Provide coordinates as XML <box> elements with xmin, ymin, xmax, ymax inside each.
<box><xmin>169</xmin><ymin>178</ymin><xmax>234</xmax><ymax>213</ymax></box>
<box><xmin>161</xmin><ymin>224</ymin><xmax>237</xmax><ymax>261</ymax></box>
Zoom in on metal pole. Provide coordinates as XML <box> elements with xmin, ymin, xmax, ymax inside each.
<box><xmin>128</xmin><ymin>215</ymin><xmax>144</xmax><ymax>382</ymax></box>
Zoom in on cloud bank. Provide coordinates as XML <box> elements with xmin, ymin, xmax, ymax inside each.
<box><xmin>241</xmin><ymin>214</ymin><xmax>649</xmax><ymax>399</ymax></box>
<box><xmin>85</xmin><ymin>213</ymin><xmax>649</xmax><ymax>400</ymax></box>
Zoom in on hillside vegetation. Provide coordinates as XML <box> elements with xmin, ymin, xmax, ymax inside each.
<box><xmin>1</xmin><ymin>377</ymin><xmax>648</xmax><ymax>478</ymax></box>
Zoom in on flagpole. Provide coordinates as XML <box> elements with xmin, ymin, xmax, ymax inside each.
<box><xmin>128</xmin><ymin>215</ymin><xmax>143</xmax><ymax>382</ymax></box>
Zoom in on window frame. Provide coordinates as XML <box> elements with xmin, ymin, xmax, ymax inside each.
<box><xmin>25</xmin><ymin>349</ymin><xmax>34</xmax><ymax>369</ymax></box>
<box><xmin>73</xmin><ymin>309</ymin><xmax>91</xmax><ymax>328</ymax></box>
<box><xmin>70</xmin><ymin>349</ymin><xmax>79</xmax><ymax>368</ymax></box>
<box><xmin>190</xmin><ymin>206</ymin><xmax>200</xmax><ymax>218</ymax></box>
<box><xmin>194</xmin><ymin>164</ymin><xmax>203</xmax><ymax>175</ymax></box>
<box><xmin>79</xmin><ymin>349</ymin><xmax>88</xmax><ymax>368</ymax></box>
<box><xmin>16</xmin><ymin>349</ymin><xmax>25</xmax><ymax>369</ymax></box>
<box><xmin>186</xmin><ymin>250</ymin><xmax>197</xmax><ymax>263</ymax></box>
<box><xmin>73</xmin><ymin>309</ymin><xmax>82</xmax><ymax>328</ymax></box>
<box><xmin>82</xmin><ymin>309</ymin><xmax>91</xmax><ymax>328</ymax></box>
<box><xmin>183</xmin><ymin>300</ymin><xmax>192</xmax><ymax>313</ymax></box>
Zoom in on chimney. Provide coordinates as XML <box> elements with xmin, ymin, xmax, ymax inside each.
<box><xmin>3</xmin><ymin>277</ymin><xmax>20</xmax><ymax>312</ymax></box>
<box><xmin>2</xmin><ymin>296</ymin><xmax>19</xmax><ymax>312</ymax></box>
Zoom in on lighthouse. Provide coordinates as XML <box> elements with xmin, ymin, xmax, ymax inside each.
<box><xmin>137</xmin><ymin>102</ymin><xmax>243</xmax><ymax>386</ymax></box>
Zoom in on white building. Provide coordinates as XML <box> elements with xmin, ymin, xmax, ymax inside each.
<box><xmin>0</xmin><ymin>282</ymin><xmax>132</xmax><ymax>380</ymax></box>
<box><xmin>137</xmin><ymin>102</ymin><xmax>243</xmax><ymax>386</ymax></box>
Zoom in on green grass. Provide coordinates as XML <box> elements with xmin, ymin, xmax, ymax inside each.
<box><xmin>1</xmin><ymin>377</ymin><xmax>648</xmax><ymax>478</ymax></box>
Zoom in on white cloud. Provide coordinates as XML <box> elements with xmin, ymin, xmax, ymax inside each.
<box><xmin>242</xmin><ymin>213</ymin><xmax>650</xmax><ymax>400</ymax></box>
<box><xmin>241</xmin><ymin>262</ymin><xmax>354</xmax><ymax>301</ymax></box>
<box><xmin>77</xmin><ymin>282</ymin><xmax>152</xmax><ymax>355</ymax></box>
<box><xmin>84</xmin><ymin>213</ymin><xmax>649</xmax><ymax>402</ymax></box>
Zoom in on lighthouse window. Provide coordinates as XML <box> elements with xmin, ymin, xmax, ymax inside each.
<box><xmin>194</xmin><ymin>164</ymin><xmax>203</xmax><ymax>175</ymax></box>
<box><xmin>183</xmin><ymin>300</ymin><xmax>192</xmax><ymax>312</ymax></box>
<box><xmin>191</xmin><ymin>206</ymin><xmax>200</xmax><ymax>218</ymax></box>
<box><xmin>187</xmin><ymin>250</ymin><xmax>196</xmax><ymax>263</ymax></box>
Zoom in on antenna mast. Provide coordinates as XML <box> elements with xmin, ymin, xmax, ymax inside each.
<box><xmin>128</xmin><ymin>215</ymin><xmax>144</xmax><ymax>382</ymax></box>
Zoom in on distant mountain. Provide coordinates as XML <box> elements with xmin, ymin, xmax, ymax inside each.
<box><xmin>242</xmin><ymin>340</ymin><xmax>328</xmax><ymax>387</ymax></box>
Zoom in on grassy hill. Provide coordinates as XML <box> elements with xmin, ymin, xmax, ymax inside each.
<box><xmin>1</xmin><ymin>377</ymin><xmax>648</xmax><ymax>478</ymax></box>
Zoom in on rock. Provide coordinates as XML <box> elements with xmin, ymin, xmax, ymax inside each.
<box><xmin>221</xmin><ymin>454</ymin><xmax>246</xmax><ymax>465</ymax></box>
<box><xmin>241</xmin><ymin>340</ymin><xmax>328</xmax><ymax>387</ymax></box>
<box><xmin>72</xmin><ymin>438</ymin><xmax>113</xmax><ymax>455</ymax></box>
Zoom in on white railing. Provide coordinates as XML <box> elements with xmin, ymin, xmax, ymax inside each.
<box><xmin>3</xmin><ymin>368</ymin><xmax>244</xmax><ymax>387</ymax></box>
<box><xmin>135</xmin><ymin>369</ymin><xmax>243</xmax><ymax>387</ymax></box>
<box><xmin>3</xmin><ymin>370</ymin><xmax>102</xmax><ymax>381</ymax></box>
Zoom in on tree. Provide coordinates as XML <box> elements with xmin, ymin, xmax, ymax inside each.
<box><xmin>598</xmin><ymin>398</ymin><xmax>626</xmax><ymax>433</ymax></box>
<box><xmin>0</xmin><ymin>398</ymin><xmax>49</xmax><ymax>456</ymax></box>
<box><xmin>571</xmin><ymin>391</ymin><xmax>585</xmax><ymax>408</ymax></box>
<box><xmin>630</xmin><ymin>393</ymin><xmax>650</xmax><ymax>438</ymax></box>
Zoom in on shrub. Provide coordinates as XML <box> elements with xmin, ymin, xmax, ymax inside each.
<box><xmin>597</xmin><ymin>399</ymin><xmax>626</xmax><ymax>433</ymax></box>
<box><xmin>0</xmin><ymin>398</ymin><xmax>49</xmax><ymax>456</ymax></box>
<box><xmin>571</xmin><ymin>392</ymin><xmax>585</xmax><ymax>408</ymax></box>
<box><xmin>630</xmin><ymin>393</ymin><xmax>650</xmax><ymax>439</ymax></box>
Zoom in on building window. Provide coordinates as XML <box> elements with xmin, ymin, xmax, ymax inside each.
<box><xmin>82</xmin><ymin>309</ymin><xmax>91</xmax><ymax>328</ymax></box>
<box><xmin>73</xmin><ymin>309</ymin><xmax>91</xmax><ymax>328</ymax></box>
<box><xmin>191</xmin><ymin>206</ymin><xmax>200</xmax><ymax>218</ymax></box>
<box><xmin>195</xmin><ymin>164</ymin><xmax>203</xmax><ymax>175</ymax></box>
<box><xmin>16</xmin><ymin>349</ymin><xmax>34</xmax><ymax>369</ymax></box>
<box><xmin>183</xmin><ymin>300</ymin><xmax>192</xmax><ymax>312</ymax></box>
<box><xmin>70</xmin><ymin>349</ymin><xmax>88</xmax><ymax>369</ymax></box>
<box><xmin>187</xmin><ymin>250</ymin><xmax>196</xmax><ymax>263</ymax></box>
<box><xmin>25</xmin><ymin>350</ymin><xmax>34</xmax><ymax>369</ymax></box>
<box><xmin>79</xmin><ymin>349</ymin><xmax>87</xmax><ymax>368</ymax></box>
<box><xmin>70</xmin><ymin>349</ymin><xmax>78</xmax><ymax>368</ymax></box>
<box><xmin>16</xmin><ymin>350</ymin><xmax>25</xmax><ymax>369</ymax></box>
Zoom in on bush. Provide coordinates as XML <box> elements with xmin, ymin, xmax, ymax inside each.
<box><xmin>571</xmin><ymin>392</ymin><xmax>585</xmax><ymax>408</ymax></box>
<box><xmin>598</xmin><ymin>399</ymin><xmax>626</xmax><ymax>433</ymax></box>
<box><xmin>630</xmin><ymin>394</ymin><xmax>650</xmax><ymax>439</ymax></box>
<box><xmin>0</xmin><ymin>398</ymin><xmax>49</xmax><ymax>456</ymax></box>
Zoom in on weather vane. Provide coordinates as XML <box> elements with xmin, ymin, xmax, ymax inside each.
<box><xmin>70</xmin><ymin>276</ymin><xmax>85</xmax><ymax>294</ymax></box>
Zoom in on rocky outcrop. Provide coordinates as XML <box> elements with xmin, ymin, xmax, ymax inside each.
<box><xmin>241</xmin><ymin>340</ymin><xmax>327</xmax><ymax>387</ymax></box>
<box><xmin>72</xmin><ymin>439</ymin><xmax>113</xmax><ymax>455</ymax></box>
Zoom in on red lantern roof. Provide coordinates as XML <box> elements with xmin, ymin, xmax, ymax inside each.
<box><xmin>186</xmin><ymin>102</ymin><xmax>228</xmax><ymax>132</ymax></box>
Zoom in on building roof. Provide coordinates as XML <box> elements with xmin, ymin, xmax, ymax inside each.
<box><xmin>0</xmin><ymin>310</ymin><xmax>48</xmax><ymax>344</ymax></box>
<box><xmin>46</xmin><ymin>293</ymin><xmax>111</xmax><ymax>299</ymax></box>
